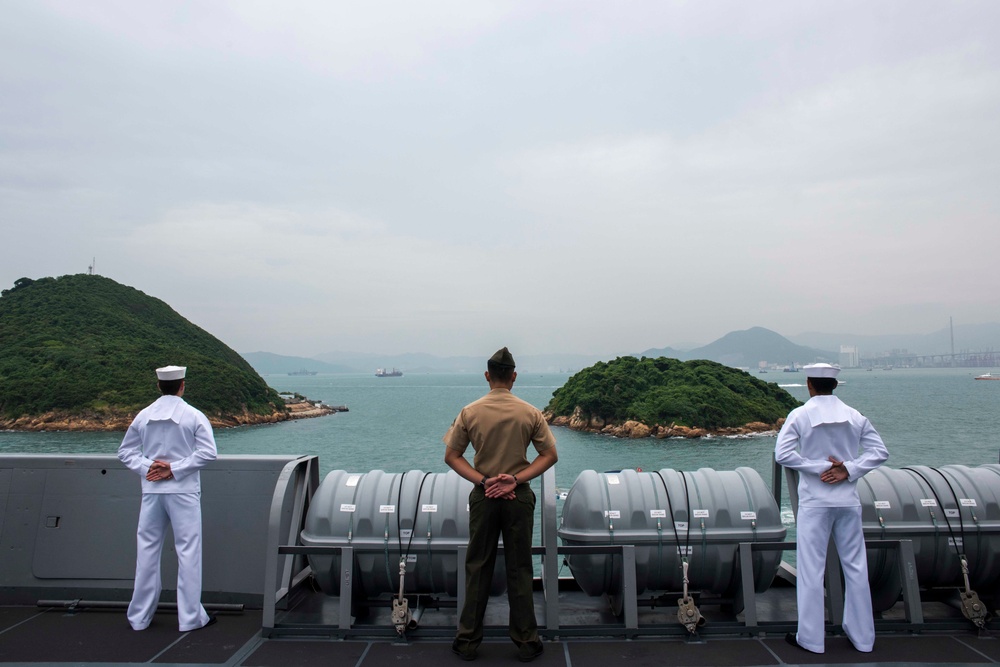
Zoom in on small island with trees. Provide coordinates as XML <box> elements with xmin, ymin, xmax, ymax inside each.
<box><xmin>0</xmin><ymin>274</ymin><xmax>334</xmax><ymax>431</ymax></box>
<box><xmin>544</xmin><ymin>356</ymin><xmax>801</xmax><ymax>438</ymax></box>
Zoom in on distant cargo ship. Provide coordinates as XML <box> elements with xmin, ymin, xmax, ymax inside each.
<box><xmin>375</xmin><ymin>367</ymin><xmax>403</xmax><ymax>377</ymax></box>
<box><xmin>288</xmin><ymin>369</ymin><xmax>318</xmax><ymax>376</ymax></box>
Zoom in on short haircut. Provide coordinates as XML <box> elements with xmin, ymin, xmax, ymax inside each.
<box><xmin>158</xmin><ymin>379</ymin><xmax>184</xmax><ymax>396</ymax></box>
<box><xmin>808</xmin><ymin>377</ymin><xmax>838</xmax><ymax>394</ymax></box>
<box><xmin>487</xmin><ymin>360</ymin><xmax>515</xmax><ymax>382</ymax></box>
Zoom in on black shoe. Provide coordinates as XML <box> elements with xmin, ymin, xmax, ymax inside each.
<box><xmin>451</xmin><ymin>641</ymin><xmax>476</xmax><ymax>661</ymax></box>
<box><xmin>518</xmin><ymin>642</ymin><xmax>544</xmax><ymax>662</ymax></box>
<box><xmin>785</xmin><ymin>633</ymin><xmax>804</xmax><ymax>650</ymax></box>
<box><xmin>197</xmin><ymin>615</ymin><xmax>218</xmax><ymax>631</ymax></box>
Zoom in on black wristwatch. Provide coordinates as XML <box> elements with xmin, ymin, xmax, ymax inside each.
<box><xmin>512</xmin><ymin>474</ymin><xmax>518</xmax><ymax>485</ymax></box>
<box><xmin>480</xmin><ymin>475</ymin><xmax>488</xmax><ymax>487</ymax></box>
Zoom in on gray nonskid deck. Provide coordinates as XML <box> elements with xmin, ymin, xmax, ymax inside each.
<box><xmin>2</xmin><ymin>601</ymin><xmax>999</xmax><ymax>667</ymax></box>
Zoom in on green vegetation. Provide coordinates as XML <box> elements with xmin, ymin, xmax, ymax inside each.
<box><xmin>545</xmin><ymin>356</ymin><xmax>801</xmax><ymax>430</ymax></box>
<box><xmin>0</xmin><ymin>274</ymin><xmax>285</xmax><ymax>423</ymax></box>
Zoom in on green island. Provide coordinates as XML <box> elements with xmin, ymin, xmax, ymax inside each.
<box><xmin>544</xmin><ymin>356</ymin><xmax>801</xmax><ymax>438</ymax></box>
<box><xmin>0</xmin><ymin>274</ymin><xmax>327</xmax><ymax>431</ymax></box>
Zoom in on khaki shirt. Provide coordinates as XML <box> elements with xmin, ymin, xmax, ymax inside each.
<box><xmin>444</xmin><ymin>388</ymin><xmax>556</xmax><ymax>477</ymax></box>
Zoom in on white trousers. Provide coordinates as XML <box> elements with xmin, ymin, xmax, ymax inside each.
<box><xmin>795</xmin><ymin>505</ymin><xmax>875</xmax><ymax>653</ymax></box>
<box><xmin>128</xmin><ymin>493</ymin><xmax>210</xmax><ymax>632</ymax></box>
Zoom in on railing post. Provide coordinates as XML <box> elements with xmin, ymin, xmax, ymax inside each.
<box><xmin>541</xmin><ymin>467</ymin><xmax>560</xmax><ymax>632</ymax></box>
<box><xmin>739</xmin><ymin>543</ymin><xmax>758</xmax><ymax>631</ymax></box>
<box><xmin>621</xmin><ymin>545</ymin><xmax>638</xmax><ymax>631</ymax></box>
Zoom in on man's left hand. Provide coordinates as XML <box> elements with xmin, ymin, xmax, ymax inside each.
<box><xmin>484</xmin><ymin>474</ymin><xmax>516</xmax><ymax>500</ymax></box>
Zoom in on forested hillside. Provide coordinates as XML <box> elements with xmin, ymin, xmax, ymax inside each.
<box><xmin>0</xmin><ymin>274</ymin><xmax>286</xmax><ymax>429</ymax></box>
<box><xmin>546</xmin><ymin>356</ymin><xmax>800</xmax><ymax>431</ymax></box>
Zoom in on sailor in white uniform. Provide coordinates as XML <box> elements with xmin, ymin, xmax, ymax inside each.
<box><xmin>775</xmin><ymin>363</ymin><xmax>888</xmax><ymax>653</ymax></box>
<box><xmin>118</xmin><ymin>365</ymin><xmax>218</xmax><ymax>632</ymax></box>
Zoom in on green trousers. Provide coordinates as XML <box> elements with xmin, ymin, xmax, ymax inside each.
<box><xmin>454</xmin><ymin>484</ymin><xmax>541</xmax><ymax>652</ymax></box>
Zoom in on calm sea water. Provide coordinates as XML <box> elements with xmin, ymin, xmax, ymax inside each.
<box><xmin>2</xmin><ymin>367</ymin><xmax>998</xmax><ymax>531</ymax></box>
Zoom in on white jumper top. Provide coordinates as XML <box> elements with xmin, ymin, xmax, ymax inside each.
<box><xmin>118</xmin><ymin>395</ymin><xmax>218</xmax><ymax>494</ymax></box>
<box><xmin>775</xmin><ymin>395</ymin><xmax>888</xmax><ymax>508</ymax></box>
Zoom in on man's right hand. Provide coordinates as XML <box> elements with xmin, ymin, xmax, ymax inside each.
<box><xmin>821</xmin><ymin>456</ymin><xmax>848</xmax><ymax>484</ymax></box>
<box><xmin>146</xmin><ymin>460</ymin><xmax>173</xmax><ymax>482</ymax></box>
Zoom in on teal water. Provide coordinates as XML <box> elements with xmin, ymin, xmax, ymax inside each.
<box><xmin>2</xmin><ymin>367</ymin><xmax>998</xmax><ymax>528</ymax></box>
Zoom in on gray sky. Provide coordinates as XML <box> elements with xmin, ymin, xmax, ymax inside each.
<box><xmin>3</xmin><ymin>1</ymin><xmax>998</xmax><ymax>357</ymax></box>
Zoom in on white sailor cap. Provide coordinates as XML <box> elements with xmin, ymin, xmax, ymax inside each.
<box><xmin>803</xmin><ymin>363</ymin><xmax>840</xmax><ymax>379</ymax></box>
<box><xmin>156</xmin><ymin>365</ymin><xmax>187</xmax><ymax>381</ymax></box>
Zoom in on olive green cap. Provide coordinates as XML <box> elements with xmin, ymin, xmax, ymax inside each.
<box><xmin>489</xmin><ymin>347</ymin><xmax>515</xmax><ymax>368</ymax></box>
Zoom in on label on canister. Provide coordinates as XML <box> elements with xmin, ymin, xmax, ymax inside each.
<box><xmin>346</xmin><ymin>475</ymin><xmax>360</xmax><ymax>487</ymax></box>
<box><xmin>677</xmin><ymin>546</ymin><xmax>693</xmax><ymax>556</ymax></box>
<box><xmin>874</xmin><ymin>501</ymin><xmax>891</xmax><ymax>509</ymax></box>
<box><xmin>675</xmin><ymin>521</ymin><xmax>688</xmax><ymax>531</ymax></box>
<box><xmin>949</xmin><ymin>537</ymin><xmax>964</xmax><ymax>548</ymax></box>
<box><xmin>379</xmin><ymin>505</ymin><xmax>396</xmax><ymax>513</ymax></box>
<box><xmin>606</xmin><ymin>475</ymin><xmax>620</xmax><ymax>485</ymax></box>
<box><xmin>340</xmin><ymin>504</ymin><xmax>356</xmax><ymax>512</ymax></box>
<box><xmin>421</xmin><ymin>504</ymin><xmax>438</xmax><ymax>512</ymax></box>
<box><xmin>961</xmin><ymin>498</ymin><xmax>977</xmax><ymax>507</ymax></box>
<box><xmin>946</xmin><ymin>509</ymin><xmax>960</xmax><ymax>518</ymax></box>
<box><xmin>650</xmin><ymin>509</ymin><xmax>667</xmax><ymax>518</ymax></box>
<box><xmin>920</xmin><ymin>499</ymin><xmax>937</xmax><ymax>507</ymax></box>
<box><xmin>741</xmin><ymin>511</ymin><xmax>757</xmax><ymax>520</ymax></box>
<box><xmin>605</xmin><ymin>510</ymin><xmax>621</xmax><ymax>519</ymax></box>
<box><xmin>693</xmin><ymin>509</ymin><xmax>709</xmax><ymax>518</ymax></box>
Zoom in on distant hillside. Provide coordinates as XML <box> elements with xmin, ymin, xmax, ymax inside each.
<box><xmin>0</xmin><ymin>275</ymin><xmax>287</xmax><ymax>430</ymax></box>
<box><xmin>312</xmin><ymin>350</ymin><xmax>608</xmax><ymax>374</ymax></box>
<box><xmin>642</xmin><ymin>327</ymin><xmax>835</xmax><ymax>367</ymax></box>
<box><xmin>545</xmin><ymin>356</ymin><xmax>801</xmax><ymax>434</ymax></box>
<box><xmin>241</xmin><ymin>351</ymin><xmax>353</xmax><ymax>375</ymax></box>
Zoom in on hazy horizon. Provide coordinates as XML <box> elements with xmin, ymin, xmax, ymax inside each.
<box><xmin>4</xmin><ymin>2</ymin><xmax>998</xmax><ymax>357</ymax></box>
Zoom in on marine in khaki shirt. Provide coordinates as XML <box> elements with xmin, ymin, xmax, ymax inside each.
<box><xmin>444</xmin><ymin>347</ymin><xmax>557</xmax><ymax>663</ymax></box>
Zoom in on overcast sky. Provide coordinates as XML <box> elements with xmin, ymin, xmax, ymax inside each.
<box><xmin>2</xmin><ymin>1</ymin><xmax>998</xmax><ymax>357</ymax></box>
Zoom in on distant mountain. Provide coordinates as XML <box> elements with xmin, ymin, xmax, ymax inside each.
<box><xmin>311</xmin><ymin>351</ymin><xmax>608</xmax><ymax>374</ymax></box>
<box><xmin>637</xmin><ymin>346</ymin><xmax>687</xmax><ymax>359</ymax></box>
<box><xmin>271</xmin><ymin>328</ymin><xmax>836</xmax><ymax>375</ymax></box>
<box><xmin>790</xmin><ymin>322</ymin><xmax>1000</xmax><ymax>357</ymax></box>
<box><xmin>687</xmin><ymin>327</ymin><xmax>837</xmax><ymax>367</ymax></box>
<box><xmin>643</xmin><ymin>327</ymin><xmax>835</xmax><ymax>367</ymax></box>
<box><xmin>241</xmin><ymin>351</ymin><xmax>353</xmax><ymax>375</ymax></box>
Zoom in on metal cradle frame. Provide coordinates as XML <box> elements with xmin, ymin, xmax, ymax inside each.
<box><xmin>262</xmin><ymin>460</ymin><xmax>942</xmax><ymax>638</ymax></box>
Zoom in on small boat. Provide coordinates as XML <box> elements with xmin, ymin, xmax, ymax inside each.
<box><xmin>375</xmin><ymin>367</ymin><xmax>403</xmax><ymax>377</ymax></box>
<box><xmin>288</xmin><ymin>368</ymin><xmax>318</xmax><ymax>376</ymax></box>
<box><xmin>975</xmin><ymin>373</ymin><xmax>1000</xmax><ymax>381</ymax></box>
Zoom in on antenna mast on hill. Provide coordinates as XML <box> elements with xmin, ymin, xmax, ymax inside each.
<box><xmin>950</xmin><ymin>316</ymin><xmax>955</xmax><ymax>365</ymax></box>
<box><xmin>88</xmin><ymin>258</ymin><xmax>95</xmax><ymax>275</ymax></box>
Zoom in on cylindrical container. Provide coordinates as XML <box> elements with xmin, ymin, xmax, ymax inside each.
<box><xmin>558</xmin><ymin>467</ymin><xmax>786</xmax><ymax>609</ymax></box>
<box><xmin>859</xmin><ymin>464</ymin><xmax>1000</xmax><ymax>610</ymax></box>
<box><xmin>300</xmin><ymin>470</ymin><xmax>505</xmax><ymax>598</ymax></box>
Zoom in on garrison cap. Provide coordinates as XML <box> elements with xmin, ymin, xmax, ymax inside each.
<box><xmin>803</xmin><ymin>363</ymin><xmax>840</xmax><ymax>379</ymax></box>
<box><xmin>156</xmin><ymin>365</ymin><xmax>186</xmax><ymax>381</ymax></box>
<box><xmin>489</xmin><ymin>347</ymin><xmax>515</xmax><ymax>368</ymax></box>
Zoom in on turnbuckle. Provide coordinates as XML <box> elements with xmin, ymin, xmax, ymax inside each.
<box><xmin>676</xmin><ymin>560</ymin><xmax>705</xmax><ymax>634</ymax></box>
<box><xmin>959</xmin><ymin>556</ymin><xmax>989</xmax><ymax>630</ymax></box>
<box><xmin>391</xmin><ymin>557</ymin><xmax>411</xmax><ymax>636</ymax></box>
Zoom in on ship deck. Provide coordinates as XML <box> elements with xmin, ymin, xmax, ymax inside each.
<box><xmin>3</xmin><ymin>586</ymin><xmax>1000</xmax><ymax>667</ymax></box>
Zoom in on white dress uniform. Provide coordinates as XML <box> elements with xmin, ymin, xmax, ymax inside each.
<box><xmin>775</xmin><ymin>365</ymin><xmax>888</xmax><ymax>653</ymax></box>
<box><xmin>118</xmin><ymin>368</ymin><xmax>218</xmax><ymax>632</ymax></box>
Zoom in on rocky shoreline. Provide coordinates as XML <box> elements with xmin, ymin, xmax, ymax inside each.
<box><xmin>0</xmin><ymin>397</ymin><xmax>338</xmax><ymax>432</ymax></box>
<box><xmin>545</xmin><ymin>407</ymin><xmax>785</xmax><ymax>439</ymax></box>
